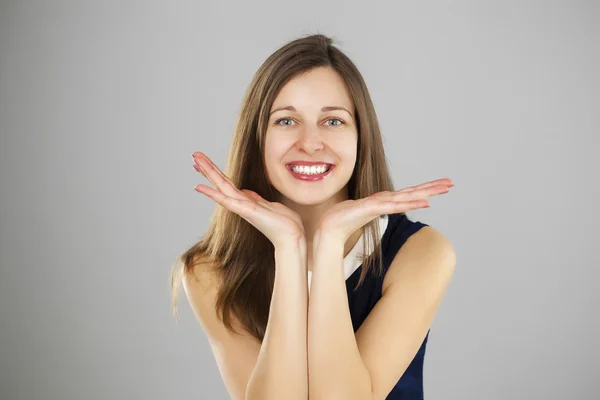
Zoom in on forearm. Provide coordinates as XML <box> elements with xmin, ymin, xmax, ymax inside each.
<box><xmin>246</xmin><ymin>239</ymin><xmax>309</xmax><ymax>400</ymax></box>
<box><xmin>307</xmin><ymin>233</ymin><xmax>371</xmax><ymax>399</ymax></box>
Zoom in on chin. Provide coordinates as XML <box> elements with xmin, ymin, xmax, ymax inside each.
<box><xmin>283</xmin><ymin>192</ymin><xmax>333</xmax><ymax>206</ymax></box>
<box><xmin>274</xmin><ymin>182</ymin><xmax>349</xmax><ymax>207</ymax></box>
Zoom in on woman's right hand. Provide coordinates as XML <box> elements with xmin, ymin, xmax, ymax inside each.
<box><xmin>192</xmin><ymin>152</ymin><xmax>305</xmax><ymax>249</ymax></box>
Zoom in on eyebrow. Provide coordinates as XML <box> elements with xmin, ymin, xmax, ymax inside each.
<box><xmin>269</xmin><ymin>105</ymin><xmax>354</xmax><ymax>118</ymax></box>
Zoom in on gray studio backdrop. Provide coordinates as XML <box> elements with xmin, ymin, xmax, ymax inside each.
<box><xmin>1</xmin><ymin>1</ymin><xmax>598</xmax><ymax>399</ymax></box>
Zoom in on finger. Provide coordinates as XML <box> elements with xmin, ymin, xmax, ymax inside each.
<box><xmin>193</xmin><ymin>161</ymin><xmax>228</xmax><ymax>191</ymax></box>
<box><xmin>194</xmin><ymin>152</ymin><xmax>231</xmax><ymax>182</ymax></box>
<box><xmin>399</xmin><ymin>178</ymin><xmax>454</xmax><ymax>192</ymax></box>
<box><xmin>195</xmin><ymin>184</ymin><xmax>254</xmax><ymax>215</ymax></box>
<box><xmin>394</xmin><ymin>184</ymin><xmax>450</xmax><ymax>201</ymax></box>
<box><xmin>195</xmin><ymin>183</ymin><xmax>288</xmax><ymax>238</ymax></box>
<box><xmin>193</xmin><ymin>158</ymin><xmax>217</xmax><ymax>187</ymax></box>
<box><xmin>373</xmin><ymin>183</ymin><xmax>448</xmax><ymax>203</ymax></box>
<box><xmin>362</xmin><ymin>198</ymin><xmax>430</xmax><ymax>215</ymax></box>
<box><xmin>193</xmin><ymin>154</ymin><xmax>245</xmax><ymax>200</ymax></box>
<box><xmin>194</xmin><ymin>183</ymin><xmax>222</xmax><ymax>198</ymax></box>
<box><xmin>193</xmin><ymin>163</ymin><xmax>207</xmax><ymax>176</ymax></box>
<box><xmin>400</xmin><ymin>181</ymin><xmax>450</xmax><ymax>193</ymax></box>
<box><xmin>192</xmin><ymin>161</ymin><xmax>229</xmax><ymax>194</ymax></box>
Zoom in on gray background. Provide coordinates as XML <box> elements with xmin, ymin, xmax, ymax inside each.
<box><xmin>1</xmin><ymin>1</ymin><xmax>598</xmax><ymax>399</ymax></box>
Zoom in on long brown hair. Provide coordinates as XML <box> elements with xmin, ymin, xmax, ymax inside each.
<box><xmin>170</xmin><ymin>33</ymin><xmax>403</xmax><ymax>342</ymax></box>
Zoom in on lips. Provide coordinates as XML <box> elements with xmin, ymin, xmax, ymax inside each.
<box><xmin>285</xmin><ymin>161</ymin><xmax>335</xmax><ymax>167</ymax></box>
<box><xmin>285</xmin><ymin>163</ymin><xmax>335</xmax><ymax>181</ymax></box>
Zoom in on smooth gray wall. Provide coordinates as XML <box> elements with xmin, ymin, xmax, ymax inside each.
<box><xmin>1</xmin><ymin>1</ymin><xmax>598</xmax><ymax>399</ymax></box>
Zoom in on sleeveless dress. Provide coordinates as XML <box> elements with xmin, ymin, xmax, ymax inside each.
<box><xmin>307</xmin><ymin>212</ymin><xmax>431</xmax><ymax>399</ymax></box>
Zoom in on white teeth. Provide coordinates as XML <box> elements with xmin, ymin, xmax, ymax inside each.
<box><xmin>290</xmin><ymin>164</ymin><xmax>330</xmax><ymax>175</ymax></box>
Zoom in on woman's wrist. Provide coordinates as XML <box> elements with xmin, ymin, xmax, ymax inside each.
<box><xmin>274</xmin><ymin>235</ymin><xmax>307</xmax><ymax>255</ymax></box>
<box><xmin>313</xmin><ymin>229</ymin><xmax>345</xmax><ymax>253</ymax></box>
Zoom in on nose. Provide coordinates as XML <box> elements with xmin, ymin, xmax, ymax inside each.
<box><xmin>296</xmin><ymin>126</ymin><xmax>324</xmax><ymax>154</ymax></box>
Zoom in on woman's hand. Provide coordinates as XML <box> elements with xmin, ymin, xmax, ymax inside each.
<box><xmin>192</xmin><ymin>152</ymin><xmax>306</xmax><ymax>249</ymax></box>
<box><xmin>315</xmin><ymin>178</ymin><xmax>454</xmax><ymax>245</ymax></box>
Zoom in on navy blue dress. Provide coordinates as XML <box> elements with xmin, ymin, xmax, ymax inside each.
<box><xmin>345</xmin><ymin>212</ymin><xmax>430</xmax><ymax>399</ymax></box>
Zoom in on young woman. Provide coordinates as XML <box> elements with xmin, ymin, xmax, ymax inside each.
<box><xmin>171</xmin><ymin>34</ymin><xmax>456</xmax><ymax>400</ymax></box>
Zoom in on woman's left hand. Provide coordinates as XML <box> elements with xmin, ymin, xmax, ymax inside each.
<box><xmin>315</xmin><ymin>178</ymin><xmax>454</xmax><ymax>244</ymax></box>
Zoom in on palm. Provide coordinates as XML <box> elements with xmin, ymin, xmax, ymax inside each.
<box><xmin>242</xmin><ymin>194</ymin><xmax>305</xmax><ymax>237</ymax></box>
<box><xmin>318</xmin><ymin>180</ymin><xmax>453</xmax><ymax>241</ymax></box>
<box><xmin>192</xmin><ymin>152</ymin><xmax>305</xmax><ymax>246</ymax></box>
<box><xmin>319</xmin><ymin>198</ymin><xmax>365</xmax><ymax>228</ymax></box>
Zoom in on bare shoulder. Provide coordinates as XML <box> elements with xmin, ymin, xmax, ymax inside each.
<box><xmin>181</xmin><ymin>256</ymin><xmax>223</xmax><ymax>338</ymax></box>
<box><xmin>382</xmin><ymin>226</ymin><xmax>456</xmax><ymax>293</ymax></box>
<box><xmin>182</xmin><ymin>255</ymin><xmax>221</xmax><ymax>305</ymax></box>
<box><xmin>181</xmin><ymin>256</ymin><xmax>252</xmax><ymax>342</ymax></box>
<box><xmin>181</xmin><ymin>255</ymin><xmax>261</xmax><ymax>400</ymax></box>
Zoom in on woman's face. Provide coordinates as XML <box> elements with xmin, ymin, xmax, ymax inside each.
<box><xmin>264</xmin><ymin>67</ymin><xmax>358</xmax><ymax>207</ymax></box>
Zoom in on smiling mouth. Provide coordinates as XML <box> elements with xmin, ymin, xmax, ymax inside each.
<box><xmin>286</xmin><ymin>164</ymin><xmax>333</xmax><ymax>175</ymax></box>
<box><xmin>285</xmin><ymin>163</ymin><xmax>335</xmax><ymax>181</ymax></box>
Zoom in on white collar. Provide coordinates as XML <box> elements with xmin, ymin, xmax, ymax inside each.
<box><xmin>307</xmin><ymin>215</ymin><xmax>388</xmax><ymax>293</ymax></box>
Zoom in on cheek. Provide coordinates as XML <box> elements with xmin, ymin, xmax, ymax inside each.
<box><xmin>263</xmin><ymin>135</ymin><xmax>289</xmax><ymax>181</ymax></box>
<box><xmin>330</xmin><ymin>135</ymin><xmax>358</xmax><ymax>163</ymax></box>
<box><xmin>264</xmin><ymin>135</ymin><xmax>286</xmax><ymax>164</ymax></box>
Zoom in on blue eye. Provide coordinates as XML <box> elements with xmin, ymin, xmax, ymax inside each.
<box><xmin>273</xmin><ymin>117</ymin><xmax>346</xmax><ymax>127</ymax></box>
<box><xmin>275</xmin><ymin>118</ymin><xmax>295</xmax><ymax>126</ymax></box>
<box><xmin>325</xmin><ymin>118</ymin><xmax>345</xmax><ymax>126</ymax></box>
